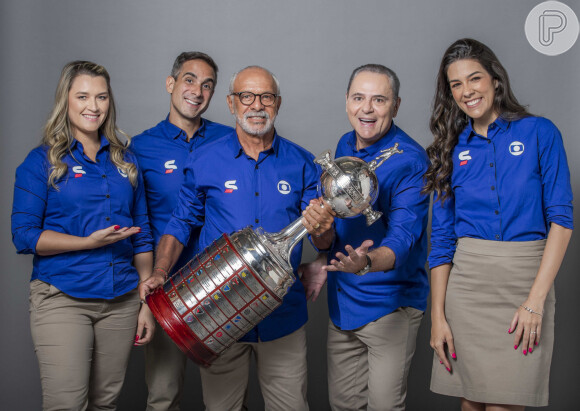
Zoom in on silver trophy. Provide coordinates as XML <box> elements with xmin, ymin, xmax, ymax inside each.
<box><xmin>147</xmin><ymin>145</ymin><xmax>402</xmax><ymax>367</ymax></box>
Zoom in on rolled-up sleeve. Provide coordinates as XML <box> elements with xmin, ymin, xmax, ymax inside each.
<box><xmin>537</xmin><ymin>118</ymin><xmax>573</xmax><ymax>230</ymax></box>
<box><xmin>130</xmin><ymin>163</ymin><xmax>154</xmax><ymax>254</ymax></box>
<box><xmin>164</xmin><ymin>155</ymin><xmax>205</xmax><ymax>247</ymax></box>
<box><xmin>428</xmin><ymin>192</ymin><xmax>457</xmax><ymax>269</ymax></box>
<box><xmin>12</xmin><ymin>149</ymin><xmax>49</xmax><ymax>254</ymax></box>
<box><xmin>378</xmin><ymin>161</ymin><xmax>429</xmax><ymax>269</ymax></box>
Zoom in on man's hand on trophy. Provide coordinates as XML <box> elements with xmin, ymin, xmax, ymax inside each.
<box><xmin>325</xmin><ymin>240</ymin><xmax>374</xmax><ymax>274</ymax></box>
<box><xmin>298</xmin><ymin>252</ymin><xmax>328</xmax><ymax>302</ymax></box>
<box><xmin>302</xmin><ymin>198</ymin><xmax>335</xmax><ymax>235</ymax></box>
<box><xmin>138</xmin><ymin>269</ymin><xmax>167</xmax><ymax>301</ymax></box>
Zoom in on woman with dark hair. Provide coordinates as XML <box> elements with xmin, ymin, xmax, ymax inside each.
<box><xmin>12</xmin><ymin>61</ymin><xmax>155</xmax><ymax>410</ymax></box>
<box><xmin>424</xmin><ymin>39</ymin><xmax>573</xmax><ymax>410</ymax></box>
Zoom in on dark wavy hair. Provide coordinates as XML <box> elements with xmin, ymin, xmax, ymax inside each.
<box><xmin>423</xmin><ymin>38</ymin><xmax>531</xmax><ymax>203</ymax></box>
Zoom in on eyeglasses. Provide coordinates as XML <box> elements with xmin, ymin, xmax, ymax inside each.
<box><xmin>230</xmin><ymin>92</ymin><xmax>278</xmax><ymax>107</ymax></box>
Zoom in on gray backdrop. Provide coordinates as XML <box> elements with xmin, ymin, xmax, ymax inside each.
<box><xmin>1</xmin><ymin>0</ymin><xmax>579</xmax><ymax>409</ymax></box>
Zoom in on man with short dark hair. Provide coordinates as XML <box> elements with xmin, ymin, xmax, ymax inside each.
<box><xmin>141</xmin><ymin>65</ymin><xmax>333</xmax><ymax>411</ymax></box>
<box><xmin>302</xmin><ymin>64</ymin><xmax>429</xmax><ymax>411</ymax></box>
<box><xmin>131</xmin><ymin>51</ymin><xmax>233</xmax><ymax>411</ymax></box>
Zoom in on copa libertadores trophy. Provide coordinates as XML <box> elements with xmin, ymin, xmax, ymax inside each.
<box><xmin>147</xmin><ymin>145</ymin><xmax>403</xmax><ymax>367</ymax></box>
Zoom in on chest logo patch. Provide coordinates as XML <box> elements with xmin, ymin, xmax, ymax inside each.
<box><xmin>165</xmin><ymin>160</ymin><xmax>177</xmax><ymax>174</ymax></box>
<box><xmin>225</xmin><ymin>180</ymin><xmax>238</xmax><ymax>193</ymax></box>
<box><xmin>509</xmin><ymin>141</ymin><xmax>524</xmax><ymax>156</ymax></box>
<box><xmin>117</xmin><ymin>167</ymin><xmax>128</xmax><ymax>178</ymax></box>
<box><xmin>277</xmin><ymin>180</ymin><xmax>291</xmax><ymax>194</ymax></box>
<box><xmin>72</xmin><ymin>166</ymin><xmax>86</xmax><ymax>178</ymax></box>
<box><xmin>458</xmin><ymin>150</ymin><xmax>472</xmax><ymax>166</ymax></box>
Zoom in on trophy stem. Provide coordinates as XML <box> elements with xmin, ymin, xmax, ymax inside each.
<box><xmin>258</xmin><ymin>218</ymin><xmax>308</xmax><ymax>269</ymax></box>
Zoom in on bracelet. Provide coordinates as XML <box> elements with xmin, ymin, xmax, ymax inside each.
<box><xmin>520</xmin><ymin>304</ymin><xmax>543</xmax><ymax>317</ymax></box>
<box><xmin>153</xmin><ymin>266</ymin><xmax>169</xmax><ymax>280</ymax></box>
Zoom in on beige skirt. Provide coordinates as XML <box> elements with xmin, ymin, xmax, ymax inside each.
<box><xmin>430</xmin><ymin>238</ymin><xmax>554</xmax><ymax>407</ymax></box>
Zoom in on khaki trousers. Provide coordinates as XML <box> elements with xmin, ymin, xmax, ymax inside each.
<box><xmin>29</xmin><ymin>279</ymin><xmax>140</xmax><ymax>411</ymax></box>
<box><xmin>145</xmin><ymin>328</ymin><xmax>188</xmax><ymax>411</ymax></box>
<box><xmin>200</xmin><ymin>326</ymin><xmax>309</xmax><ymax>411</ymax></box>
<box><xmin>327</xmin><ymin>307</ymin><xmax>423</xmax><ymax>411</ymax></box>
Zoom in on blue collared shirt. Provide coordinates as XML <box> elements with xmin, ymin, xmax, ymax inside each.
<box><xmin>164</xmin><ymin>130</ymin><xmax>320</xmax><ymax>342</ymax></box>
<box><xmin>328</xmin><ymin>123</ymin><xmax>430</xmax><ymax>330</ymax></box>
<box><xmin>429</xmin><ymin>116</ymin><xmax>574</xmax><ymax>269</ymax></box>
<box><xmin>12</xmin><ymin>137</ymin><xmax>153</xmax><ymax>299</ymax></box>
<box><xmin>130</xmin><ymin>117</ymin><xmax>233</xmax><ymax>271</ymax></box>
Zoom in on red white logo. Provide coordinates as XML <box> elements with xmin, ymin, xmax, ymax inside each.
<box><xmin>458</xmin><ymin>150</ymin><xmax>472</xmax><ymax>166</ymax></box>
<box><xmin>164</xmin><ymin>160</ymin><xmax>177</xmax><ymax>174</ymax></box>
<box><xmin>224</xmin><ymin>180</ymin><xmax>238</xmax><ymax>193</ymax></box>
<box><xmin>72</xmin><ymin>166</ymin><xmax>86</xmax><ymax>178</ymax></box>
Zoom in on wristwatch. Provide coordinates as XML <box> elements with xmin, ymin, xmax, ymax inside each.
<box><xmin>355</xmin><ymin>255</ymin><xmax>372</xmax><ymax>276</ymax></box>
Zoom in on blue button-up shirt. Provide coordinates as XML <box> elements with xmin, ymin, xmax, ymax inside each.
<box><xmin>328</xmin><ymin>123</ymin><xmax>430</xmax><ymax>330</ymax></box>
<box><xmin>429</xmin><ymin>116</ymin><xmax>574</xmax><ymax>269</ymax></box>
<box><xmin>130</xmin><ymin>117</ymin><xmax>233</xmax><ymax>271</ymax></box>
<box><xmin>164</xmin><ymin>130</ymin><xmax>319</xmax><ymax>342</ymax></box>
<box><xmin>12</xmin><ymin>137</ymin><xmax>153</xmax><ymax>299</ymax></box>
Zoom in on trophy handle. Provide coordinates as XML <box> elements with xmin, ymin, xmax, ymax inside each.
<box><xmin>362</xmin><ymin>207</ymin><xmax>383</xmax><ymax>226</ymax></box>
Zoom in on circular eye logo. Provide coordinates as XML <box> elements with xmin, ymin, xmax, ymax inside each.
<box><xmin>277</xmin><ymin>180</ymin><xmax>291</xmax><ymax>194</ymax></box>
<box><xmin>525</xmin><ymin>1</ymin><xmax>579</xmax><ymax>56</ymax></box>
<box><xmin>509</xmin><ymin>141</ymin><xmax>525</xmax><ymax>156</ymax></box>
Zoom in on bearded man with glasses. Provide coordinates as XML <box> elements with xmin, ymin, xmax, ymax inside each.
<box><xmin>141</xmin><ymin>66</ymin><xmax>334</xmax><ymax>410</ymax></box>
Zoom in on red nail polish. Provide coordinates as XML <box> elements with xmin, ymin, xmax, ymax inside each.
<box><xmin>529</xmin><ymin>347</ymin><xmax>533</xmax><ymax>353</ymax></box>
<box><xmin>439</xmin><ymin>360</ymin><xmax>443</xmax><ymax>364</ymax></box>
<box><xmin>446</xmin><ymin>367</ymin><xmax>451</xmax><ymax>372</ymax></box>
<box><xmin>451</xmin><ymin>353</ymin><xmax>457</xmax><ymax>359</ymax></box>
<box><xmin>135</xmin><ymin>335</ymin><xmax>140</xmax><ymax>342</ymax></box>
<box><xmin>523</xmin><ymin>349</ymin><xmax>527</xmax><ymax>355</ymax></box>
<box><xmin>535</xmin><ymin>341</ymin><xmax>538</xmax><ymax>346</ymax></box>
<box><xmin>508</xmin><ymin>328</ymin><xmax>511</xmax><ymax>333</ymax></box>
<box><xmin>514</xmin><ymin>345</ymin><xmax>518</xmax><ymax>350</ymax></box>
<box><xmin>114</xmin><ymin>225</ymin><xmax>120</xmax><ymax>230</ymax></box>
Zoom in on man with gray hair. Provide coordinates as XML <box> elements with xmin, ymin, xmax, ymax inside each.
<box><xmin>301</xmin><ymin>64</ymin><xmax>430</xmax><ymax>410</ymax></box>
<box><xmin>141</xmin><ymin>65</ymin><xmax>333</xmax><ymax>410</ymax></box>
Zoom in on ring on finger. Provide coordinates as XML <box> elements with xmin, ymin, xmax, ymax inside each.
<box><xmin>530</xmin><ymin>331</ymin><xmax>537</xmax><ymax>334</ymax></box>
<box><xmin>314</xmin><ymin>223</ymin><xmax>320</xmax><ymax>229</ymax></box>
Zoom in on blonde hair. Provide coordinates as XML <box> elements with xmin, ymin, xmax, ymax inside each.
<box><xmin>42</xmin><ymin>61</ymin><xmax>137</xmax><ymax>189</ymax></box>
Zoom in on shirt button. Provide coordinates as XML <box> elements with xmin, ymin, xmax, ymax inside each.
<box><xmin>109</xmin><ymin>262</ymin><xmax>113</xmax><ymax>266</ymax></box>
<box><xmin>255</xmin><ymin>192</ymin><xmax>259</xmax><ymax>196</ymax></box>
<box><xmin>495</xmin><ymin>234</ymin><xmax>500</xmax><ymax>240</ymax></box>
<box><xmin>255</xmin><ymin>219</ymin><xmax>259</xmax><ymax>224</ymax></box>
<box><xmin>490</xmin><ymin>163</ymin><xmax>494</xmax><ymax>167</ymax></box>
<box><xmin>106</xmin><ymin>194</ymin><xmax>110</xmax><ymax>198</ymax></box>
<box><xmin>255</xmin><ymin>165</ymin><xmax>259</xmax><ymax>170</ymax></box>
<box><xmin>337</xmin><ymin>288</ymin><xmax>342</xmax><ymax>292</ymax></box>
<box><xmin>494</xmin><ymin>210</ymin><xmax>499</xmax><ymax>215</ymax></box>
<box><xmin>106</xmin><ymin>217</ymin><xmax>111</xmax><ymax>221</ymax></box>
<box><xmin>491</xmin><ymin>186</ymin><xmax>495</xmax><ymax>191</ymax></box>
<box><xmin>487</xmin><ymin>140</ymin><xmax>491</xmax><ymax>144</ymax></box>
<box><xmin>102</xmin><ymin>174</ymin><xmax>106</xmax><ymax>178</ymax></box>
<box><xmin>489</xmin><ymin>124</ymin><xmax>495</xmax><ymax>129</ymax></box>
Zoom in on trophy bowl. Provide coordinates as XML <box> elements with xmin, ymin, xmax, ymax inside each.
<box><xmin>319</xmin><ymin>156</ymin><xmax>379</xmax><ymax>220</ymax></box>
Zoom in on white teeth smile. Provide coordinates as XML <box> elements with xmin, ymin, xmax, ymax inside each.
<box><xmin>185</xmin><ymin>98</ymin><xmax>200</xmax><ymax>106</ymax></box>
<box><xmin>83</xmin><ymin>114</ymin><xmax>99</xmax><ymax>119</ymax></box>
<box><xmin>466</xmin><ymin>98</ymin><xmax>481</xmax><ymax>107</ymax></box>
<box><xmin>360</xmin><ymin>119</ymin><xmax>376</xmax><ymax>124</ymax></box>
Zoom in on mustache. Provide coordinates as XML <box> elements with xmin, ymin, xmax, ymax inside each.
<box><xmin>244</xmin><ymin>111</ymin><xmax>270</xmax><ymax>120</ymax></box>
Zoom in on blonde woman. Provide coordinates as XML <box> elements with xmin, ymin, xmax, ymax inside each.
<box><xmin>12</xmin><ymin>61</ymin><xmax>155</xmax><ymax>410</ymax></box>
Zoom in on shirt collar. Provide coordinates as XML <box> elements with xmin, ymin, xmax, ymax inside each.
<box><xmin>70</xmin><ymin>134</ymin><xmax>110</xmax><ymax>156</ymax></box>
<box><xmin>346</xmin><ymin>121</ymin><xmax>399</xmax><ymax>156</ymax></box>
<box><xmin>229</xmin><ymin>129</ymin><xmax>280</xmax><ymax>159</ymax></box>
<box><xmin>461</xmin><ymin>116</ymin><xmax>511</xmax><ymax>143</ymax></box>
<box><xmin>160</xmin><ymin>115</ymin><xmax>208</xmax><ymax>141</ymax></box>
